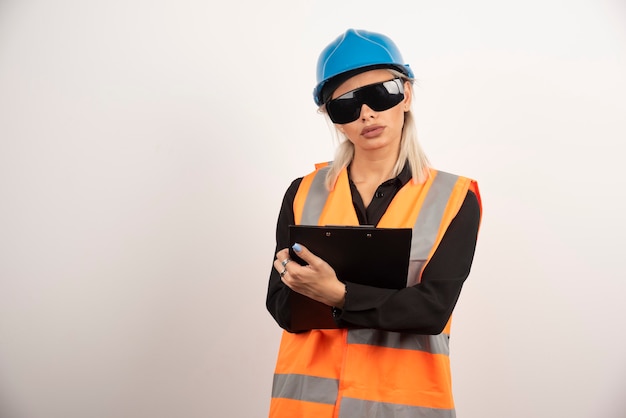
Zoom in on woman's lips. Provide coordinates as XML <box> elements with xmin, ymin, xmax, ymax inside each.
<box><xmin>361</xmin><ymin>125</ymin><xmax>385</xmax><ymax>138</ymax></box>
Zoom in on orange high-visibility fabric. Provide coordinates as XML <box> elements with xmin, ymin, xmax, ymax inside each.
<box><xmin>269</xmin><ymin>398</ymin><xmax>335</xmax><ymax>418</ymax></box>
<box><xmin>273</xmin><ymin>329</ymin><xmax>347</xmax><ymax>378</ymax></box>
<box><xmin>341</xmin><ymin>344</ymin><xmax>454</xmax><ymax>408</ymax></box>
<box><xmin>270</xmin><ymin>166</ymin><xmax>479</xmax><ymax>418</ymax></box>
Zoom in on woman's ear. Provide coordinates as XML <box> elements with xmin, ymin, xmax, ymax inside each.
<box><xmin>403</xmin><ymin>80</ymin><xmax>412</xmax><ymax>111</ymax></box>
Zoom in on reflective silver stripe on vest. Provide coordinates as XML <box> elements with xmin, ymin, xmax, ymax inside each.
<box><xmin>406</xmin><ymin>171</ymin><xmax>458</xmax><ymax>286</ymax></box>
<box><xmin>300</xmin><ymin>165</ymin><xmax>332</xmax><ymax>225</ymax></box>
<box><xmin>347</xmin><ymin>329</ymin><xmax>449</xmax><ymax>355</ymax></box>
<box><xmin>272</xmin><ymin>373</ymin><xmax>338</xmax><ymax>405</ymax></box>
<box><xmin>339</xmin><ymin>397</ymin><xmax>455</xmax><ymax>418</ymax></box>
<box><xmin>406</xmin><ymin>259</ymin><xmax>426</xmax><ymax>287</ymax></box>
<box><xmin>410</xmin><ymin>171</ymin><xmax>458</xmax><ymax>260</ymax></box>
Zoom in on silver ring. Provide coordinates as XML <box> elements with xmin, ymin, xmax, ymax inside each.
<box><xmin>280</xmin><ymin>268</ymin><xmax>287</xmax><ymax>278</ymax></box>
<box><xmin>281</xmin><ymin>258</ymin><xmax>291</xmax><ymax>267</ymax></box>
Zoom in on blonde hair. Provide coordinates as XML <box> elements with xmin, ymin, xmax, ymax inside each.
<box><xmin>319</xmin><ymin>69</ymin><xmax>431</xmax><ymax>190</ymax></box>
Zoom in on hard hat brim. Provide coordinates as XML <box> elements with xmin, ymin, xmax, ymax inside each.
<box><xmin>314</xmin><ymin>63</ymin><xmax>412</xmax><ymax>106</ymax></box>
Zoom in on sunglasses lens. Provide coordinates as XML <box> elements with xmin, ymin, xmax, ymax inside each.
<box><xmin>326</xmin><ymin>79</ymin><xmax>405</xmax><ymax>124</ymax></box>
<box><xmin>367</xmin><ymin>79</ymin><xmax>404</xmax><ymax>111</ymax></box>
<box><xmin>327</xmin><ymin>94</ymin><xmax>360</xmax><ymax>124</ymax></box>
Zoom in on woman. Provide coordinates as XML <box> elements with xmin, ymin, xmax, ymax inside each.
<box><xmin>266</xmin><ymin>28</ymin><xmax>482</xmax><ymax>418</ymax></box>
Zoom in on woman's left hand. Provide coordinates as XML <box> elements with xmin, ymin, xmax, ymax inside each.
<box><xmin>274</xmin><ymin>244</ymin><xmax>346</xmax><ymax>308</ymax></box>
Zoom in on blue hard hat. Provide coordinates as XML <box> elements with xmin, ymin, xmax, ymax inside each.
<box><xmin>313</xmin><ymin>28</ymin><xmax>414</xmax><ymax>106</ymax></box>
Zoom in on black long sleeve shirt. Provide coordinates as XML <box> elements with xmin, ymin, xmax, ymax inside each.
<box><xmin>266</xmin><ymin>165</ymin><xmax>481</xmax><ymax>334</ymax></box>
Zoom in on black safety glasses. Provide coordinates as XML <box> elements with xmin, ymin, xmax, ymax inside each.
<box><xmin>326</xmin><ymin>78</ymin><xmax>405</xmax><ymax>124</ymax></box>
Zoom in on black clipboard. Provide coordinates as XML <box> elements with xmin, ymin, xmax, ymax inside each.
<box><xmin>288</xmin><ymin>225</ymin><xmax>412</xmax><ymax>331</ymax></box>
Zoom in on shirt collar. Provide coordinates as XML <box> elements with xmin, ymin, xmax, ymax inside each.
<box><xmin>347</xmin><ymin>161</ymin><xmax>412</xmax><ymax>187</ymax></box>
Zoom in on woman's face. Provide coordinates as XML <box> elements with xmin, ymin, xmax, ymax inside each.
<box><xmin>330</xmin><ymin>69</ymin><xmax>412</xmax><ymax>155</ymax></box>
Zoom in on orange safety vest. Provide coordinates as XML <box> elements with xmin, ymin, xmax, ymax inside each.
<box><xmin>270</xmin><ymin>164</ymin><xmax>481</xmax><ymax>418</ymax></box>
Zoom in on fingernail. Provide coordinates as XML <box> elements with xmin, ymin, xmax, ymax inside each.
<box><xmin>292</xmin><ymin>243</ymin><xmax>302</xmax><ymax>253</ymax></box>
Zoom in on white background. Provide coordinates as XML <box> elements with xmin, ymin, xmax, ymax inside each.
<box><xmin>1</xmin><ymin>1</ymin><xmax>625</xmax><ymax>417</ymax></box>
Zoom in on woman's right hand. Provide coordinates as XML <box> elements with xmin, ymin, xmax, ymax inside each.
<box><xmin>274</xmin><ymin>244</ymin><xmax>346</xmax><ymax>308</ymax></box>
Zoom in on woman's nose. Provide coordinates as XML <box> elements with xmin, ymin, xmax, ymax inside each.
<box><xmin>360</xmin><ymin>103</ymin><xmax>376</xmax><ymax>120</ymax></box>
